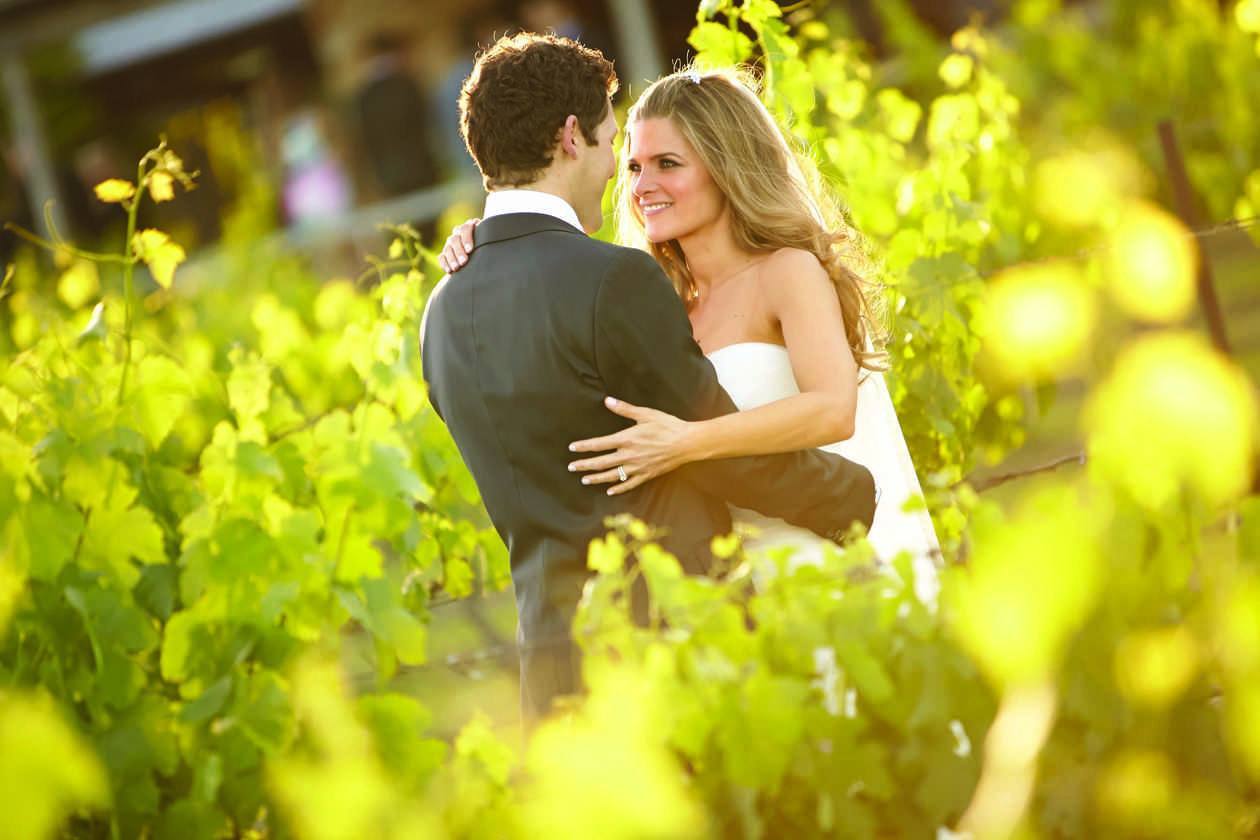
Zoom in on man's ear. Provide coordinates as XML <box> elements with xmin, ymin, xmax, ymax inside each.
<box><xmin>559</xmin><ymin>115</ymin><xmax>581</xmax><ymax>158</ymax></box>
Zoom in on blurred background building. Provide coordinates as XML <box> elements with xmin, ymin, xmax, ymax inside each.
<box><xmin>0</xmin><ymin>0</ymin><xmax>1002</xmax><ymax>267</ymax></box>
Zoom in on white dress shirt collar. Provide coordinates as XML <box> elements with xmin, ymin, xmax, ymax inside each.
<box><xmin>483</xmin><ymin>189</ymin><xmax>583</xmax><ymax>232</ymax></box>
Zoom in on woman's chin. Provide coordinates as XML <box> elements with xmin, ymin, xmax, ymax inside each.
<box><xmin>643</xmin><ymin>225</ymin><xmax>671</xmax><ymax>244</ymax></box>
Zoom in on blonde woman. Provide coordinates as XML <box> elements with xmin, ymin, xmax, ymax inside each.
<box><xmin>439</xmin><ymin>66</ymin><xmax>940</xmax><ymax>590</ymax></box>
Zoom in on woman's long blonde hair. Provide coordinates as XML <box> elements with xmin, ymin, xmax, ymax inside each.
<box><xmin>615</xmin><ymin>65</ymin><xmax>884</xmax><ymax>369</ymax></box>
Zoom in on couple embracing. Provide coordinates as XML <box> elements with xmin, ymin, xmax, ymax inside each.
<box><xmin>420</xmin><ymin>32</ymin><xmax>939</xmax><ymax>724</ymax></box>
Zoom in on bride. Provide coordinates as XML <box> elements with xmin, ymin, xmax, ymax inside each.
<box><xmin>439</xmin><ymin>66</ymin><xmax>939</xmax><ymax>601</ymax></box>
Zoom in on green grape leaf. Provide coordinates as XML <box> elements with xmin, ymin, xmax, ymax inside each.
<box><xmin>588</xmin><ymin>533</ymin><xmax>627</xmax><ymax>573</ymax></box>
<box><xmin>82</xmin><ymin>505</ymin><xmax>167</xmax><ymax>584</ymax></box>
<box><xmin>836</xmin><ymin>640</ymin><xmax>895</xmax><ymax>705</ymax></box>
<box><xmin>454</xmin><ymin>711</ymin><xmax>517</xmax><ymax>786</ymax></box>
<box><xmin>363</xmin><ymin>441</ymin><xmax>432</xmax><ymax>505</ymax></box>
<box><xmin>0</xmin><ymin>428</ymin><xmax>30</xmax><ymax>483</ymax></box>
<box><xmin>79</xmin><ymin>584</ymin><xmax>160</xmax><ymax>653</ymax></box>
<box><xmin>334</xmin><ymin>585</ymin><xmax>372</xmax><ymax>629</ymax></box>
<box><xmin>226</xmin><ymin>349</ymin><xmax>271</xmax><ymax>426</ymax></box>
<box><xmin>199</xmin><ymin>422</ymin><xmax>283</xmax><ymax>501</ymax></box>
<box><xmin>834</xmin><ymin>739</ymin><xmax>896</xmax><ymax>801</ymax></box>
<box><xmin>877</xmin><ymin>89</ymin><xmax>923</xmax><ymax>144</ymax></box>
<box><xmin>153</xmin><ymin>797</ymin><xmax>226</xmax><ymax>840</ymax></box>
<box><xmin>380</xmin><ymin>607</ymin><xmax>427</xmax><ymax>665</ymax></box>
<box><xmin>134</xmin><ymin>563</ymin><xmax>178</xmax><ymax>622</ymax></box>
<box><xmin>914</xmin><ymin>750</ymin><xmax>977</xmax><ymax>822</ymax></box>
<box><xmin>192</xmin><ymin>752</ymin><xmax>224</xmax><ymax>804</ymax></box>
<box><xmin>127</xmin><ymin>356</ymin><xmax>192</xmax><ymax>450</ymax></box>
<box><xmin>688</xmin><ymin>21</ymin><xmax>754</xmax><ymax>64</ymax></box>
<box><xmin>478</xmin><ymin>530</ymin><xmax>511</xmax><ymax>591</ymax></box>
<box><xmin>744</xmin><ymin>0</ymin><xmax>782</xmax><ymax>19</ymax></box>
<box><xmin>444</xmin><ymin>555</ymin><xmax>474</xmax><ymax>599</ymax></box>
<box><xmin>21</xmin><ymin>495</ymin><xmax>83</xmax><ymax>582</ymax></box>
<box><xmin>0</xmin><ymin>694</ymin><xmax>109</xmax><ymax>840</ymax></box>
<box><xmin>235</xmin><ymin>672</ymin><xmax>295</xmax><ymax>753</ymax></box>
<box><xmin>334</xmin><ymin>531</ymin><xmax>383</xmax><ymax>582</ymax></box>
<box><xmin>352</xmin><ymin>577</ymin><xmax>428</xmax><ymax>664</ymax></box>
<box><xmin>131</xmin><ymin>229</ymin><xmax>185</xmax><ymax>290</ymax></box>
<box><xmin>773</xmin><ymin>58</ymin><xmax>815</xmax><ymax>120</ymax></box>
<box><xmin>61</xmin><ymin>455</ymin><xmax>113</xmax><ymax>510</ymax></box>
<box><xmin>722</xmin><ymin>670</ymin><xmax>811</xmax><ymax>788</ymax></box>
<box><xmin>99</xmin><ymin>648</ymin><xmax>146</xmax><ymax>710</ymax></box>
<box><xmin>217</xmin><ymin>733</ymin><xmax>264</xmax><ymax>829</ymax></box>
<box><xmin>260</xmin><ymin>580</ymin><xmax>301</xmax><ymax>624</ymax></box>
<box><xmin>161</xmin><ymin>610</ymin><xmax>216</xmax><ymax>684</ymax></box>
<box><xmin>181</xmin><ymin>676</ymin><xmax>233</xmax><ymax>723</ymax></box>
<box><xmin>359</xmin><ymin>694</ymin><xmax>447</xmax><ymax>787</ymax></box>
<box><xmin>759</xmin><ymin>17</ymin><xmax>797</xmax><ymax>62</ymax></box>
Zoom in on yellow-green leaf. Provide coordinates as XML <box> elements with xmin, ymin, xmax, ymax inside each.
<box><xmin>939</xmin><ymin>53</ymin><xmax>974</xmax><ymax>88</ymax></box>
<box><xmin>94</xmin><ymin>179</ymin><xmax>135</xmax><ymax>203</ymax></box>
<box><xmin>0</xmin><ymin>694</ymin><xmax>110</xmax><ymax>840</ymax></box>
<box><xmin>1237</xmin><ymin>0</ymin><xmax>1260</xmax><ymax>33</ymax></box>
<box><xmin>148</xmin><ymin>171</ymin><xmax>175</xmax><ymax>203</ymax></box>
<box><xmin>57</xmin><ymin>261</ymin><xmax>99</xmax><ymax>310</ymax></box>
<box><xmin>131</xmin><ymin>229</ymin><xmax>185</xmax><ymax>289</ymax></box>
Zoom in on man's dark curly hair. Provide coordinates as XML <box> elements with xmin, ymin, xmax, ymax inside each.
<box><xmin>460</xmin><ymin>32</ymin><xmax>618</xmax><ymax>189</ymax></box>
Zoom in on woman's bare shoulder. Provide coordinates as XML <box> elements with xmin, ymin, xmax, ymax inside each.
<box><xmin>756</xmin><ymin>248</ymin><xmax>831</xmax><ymax>293</ymax></box>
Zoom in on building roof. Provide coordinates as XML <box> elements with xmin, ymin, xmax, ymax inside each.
<box><xmin>1</xmin><ymin>0</ymin><xmax>300</xmax><ymax>56</ymax></box>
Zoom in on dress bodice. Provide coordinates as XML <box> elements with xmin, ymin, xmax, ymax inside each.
<box><xmin>705</xmin><ymin>341</ymin><xmax>941</xmax><ymax>609</ymax></box>
<box><xmin>706</xmin><ymin>342</ymin><xmax>802</xmax><ymax>412</ymax></box>
<box><xmin>706</xmin><ymin>342</ymin><xmax>856</xmax><ymax>462</ymax></box>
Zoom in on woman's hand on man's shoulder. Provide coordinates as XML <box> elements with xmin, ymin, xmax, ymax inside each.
<box><xmin>437</xmin><ymin>218</ymin><xmax>480</xmax><ymax>274</ymax></box>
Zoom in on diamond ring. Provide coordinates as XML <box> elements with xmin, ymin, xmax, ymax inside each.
<box><xmin>617</xmin><ymin>466</ymin><xmax>628</xmax><ymax>482</ymax></box>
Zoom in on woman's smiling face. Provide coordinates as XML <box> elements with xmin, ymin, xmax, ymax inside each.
<box><xmin>625</xmin><ymin>117</ymin><xmax>727</xmax><ymax>245</ymax></box>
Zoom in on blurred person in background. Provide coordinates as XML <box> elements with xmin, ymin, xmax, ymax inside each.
<box><xmin>432</xmin><ymin>4</ymin><xmax>517</xmax><ymax>181</ymax></box>
<box><xmin>519</xmin><ymin>0</ymin><xmax>615</xmax><ymax>75</ymax></box>
<box><xmin>349</xmin><ymin>32</ymin><xmax>441</xmax><ymax>232</ymax></box>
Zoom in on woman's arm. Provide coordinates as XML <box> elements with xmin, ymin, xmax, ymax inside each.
<box><xmin>569</xmin><ymin>249</ymin><xmax>859</xmax><ymax>494</ymax></box>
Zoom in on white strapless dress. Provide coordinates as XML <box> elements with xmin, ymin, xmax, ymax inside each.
<box><xmin>707</xmin><ymin>342</ymin><xmax>941</xmax><ymax>607</ymax></box>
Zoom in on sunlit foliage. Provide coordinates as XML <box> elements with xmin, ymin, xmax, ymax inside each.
<box><xmin>1</xmin><ymin>1</ymin><xmax>1259</xmax><ymax>838</ymax></box>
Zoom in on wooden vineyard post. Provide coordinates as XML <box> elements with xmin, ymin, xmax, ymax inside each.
<box><xmin>1156</xmin><ymin>119</ymin><xmax>1233</xmax><ymax>356</ymax></box>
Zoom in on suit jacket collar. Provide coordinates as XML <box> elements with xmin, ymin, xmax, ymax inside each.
<box><xmin>475</xmin><ymin>213</ymin><xmax>588</xmax><ymax>247</ymax></box>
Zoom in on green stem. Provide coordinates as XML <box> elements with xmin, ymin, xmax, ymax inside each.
<box><xmin>70</xmin><ymin>506</ymin><xmax>90</xmax><ymax>565</ymax></box>
<box><xmin>2</xmin><ymin>221</ymin><xmax>130</xmax><ymax>265</ymax></box>
<box><xmin>355</xmin><ymin>256</ymin><xmax>411</xmax><ymax>288</ymax></box>
<box><xmin>115</xmin><ymin>172</ymin><xmax>143</xmax><ymax>409</ymax></box>
<box><xmin>9</xmin><ymin>632</ymin><xmax>29</xmax><ymax>685</ymax></box>
<box><xmin>335</xmin><ymin>506</ymin><xmax>354</xmax><ymax>574</ymax></box>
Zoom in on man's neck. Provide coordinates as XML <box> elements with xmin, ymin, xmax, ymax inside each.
<box><xmin>498</xmin><ymin>168</ymin><xmax>571</xmax><ymax>204</ymax></box>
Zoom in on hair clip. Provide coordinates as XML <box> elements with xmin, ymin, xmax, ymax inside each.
<box><xmin>686</xmin><ymin>70</ymin><xmax>702</xmax><ymax>84</ymax></box>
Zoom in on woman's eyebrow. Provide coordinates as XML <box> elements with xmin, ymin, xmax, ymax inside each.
<box><xmin>625</xmin><ymin>151</ymin><xmax>683</xmax><ymax>163</ymax></box>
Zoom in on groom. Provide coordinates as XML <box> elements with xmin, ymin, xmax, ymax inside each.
<box><xmin>420</xmin><ymin>33</ymin><xmax>876</xmax><ymax>723</ymax></box>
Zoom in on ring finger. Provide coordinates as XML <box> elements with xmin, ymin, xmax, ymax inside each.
<box><xmin>581</xmin><ymin>468</ymin><xmax>625</xmax><ymax>486</ymax></box>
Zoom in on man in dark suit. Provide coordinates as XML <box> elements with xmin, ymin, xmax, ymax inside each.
<box><xmin>420</xmin><ymin>33</ymin><xmax>876</xmax><ymax>724</ymax></box>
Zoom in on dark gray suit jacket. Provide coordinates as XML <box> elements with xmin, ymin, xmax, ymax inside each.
<box><xmin>420</xmin><ymin>212</ymin><xmax>875</xmax><ymax>720</ymax></box>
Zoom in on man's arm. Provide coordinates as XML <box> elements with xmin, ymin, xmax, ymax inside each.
<box><xmin>593</xmin><ymin>250</ymin><xmax>876</xmax><ymax>539</ymax></box>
